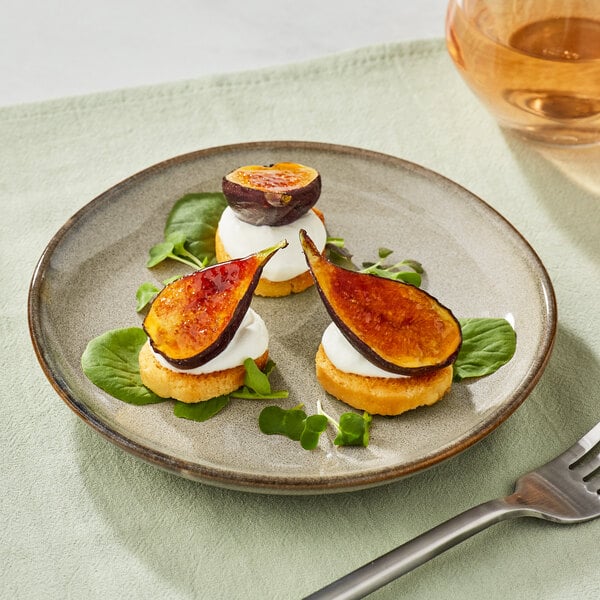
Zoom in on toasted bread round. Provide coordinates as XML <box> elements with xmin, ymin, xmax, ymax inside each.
<box><xmin>315</xmin><ymin>344</ymin><xmax>453</xmax><ymax>416</ymax></box>
<box><xmin>215</xmin><ymin>230</ymin><xmax>315</xmax><ymax>297</ymax></box>
<box><xmin>139</xmin><ymin>342</ymin><xmax>269</xmax><ymax>403</ymax></box>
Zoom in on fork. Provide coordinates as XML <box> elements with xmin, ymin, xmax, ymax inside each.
<box><xmin>305</xmin><ymin>421</ymin><xmax>600</xmax><ymax>600</ymax></box>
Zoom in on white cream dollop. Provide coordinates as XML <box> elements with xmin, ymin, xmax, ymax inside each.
<box><xmin>321</xmin><ymin>322</ymin><xmax>407</xmax><ymax>379</ymax></box>
<box><xmin>150</xmin><ymin>308</ymin><xmax>268</xmax><ymax>374</ymax></box>
<box><xmin>217</xmin><ymin>206</ymin><xmax>327</xmax><ymax>282</ymax></box>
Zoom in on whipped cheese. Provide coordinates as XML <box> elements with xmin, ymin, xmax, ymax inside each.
<box><xmin>150</xmin><ymin>308</ymin><xmax>268</xmax><ymax>374</ymax></box>
<box><xmin>217</xmin><ymin>206</ymin><xmax>327</xmax><ymax>282</ymax></box>
<box><xmin>321</xmin><ymin>322</ymin><xmax>407</xmax><ymax>379</ymax></box>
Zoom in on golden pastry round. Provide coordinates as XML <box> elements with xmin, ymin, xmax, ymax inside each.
<box><xmin>315</xmin><ymin>344</ymin><xmax>453</xmax><ymax>416</ymax></box>
<box><xmin>139</xmin><ymin>342</ymin><xmax>269</xmax><ymax>403</ymax></box>
<box><xmin>215</xmin><ymin>230</ymin><xmax>315</xmax><ymax>297</ymax></box>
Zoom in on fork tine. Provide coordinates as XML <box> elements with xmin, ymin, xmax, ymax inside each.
<box><xmin>560</xmin><ymin>421</ymin><xmax>600</xmax><ymax>467</ymax></box>
<box><xmin>581</xmin><ymin>454</ymin><xmax>600</xmax><ymax>480</ymax></box>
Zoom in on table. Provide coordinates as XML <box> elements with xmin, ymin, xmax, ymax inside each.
<box><xmin>1</xmin><ymin>0</ymin><xmax>447</xmax><ymax>106</ymax></box>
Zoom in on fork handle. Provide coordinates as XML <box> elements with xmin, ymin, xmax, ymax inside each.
<box><xmin>304</xmin><ymin>497</ymin><xmax>524</xmax><ymax>600</ymax></box>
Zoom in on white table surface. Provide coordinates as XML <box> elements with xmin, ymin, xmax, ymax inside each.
<box><xmin>1</xmin><ymin>0</ymin><xmax>448</xmax><ymax>107</ymax></box>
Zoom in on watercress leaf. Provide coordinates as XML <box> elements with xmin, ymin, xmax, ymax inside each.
<box><xmin>165</xmin><ymin>230</ymin><xmax>188</xmax><ymax>253</ymax></box>
<box><xmin>378</xmin><ymin>247</ymin><xmax>394</xmax><ymax>259</ymax></box>
<box><xmin>81</xmin><ymin>327</ymin><xmax>166</xmax><ymax>405</ymax></box>
<box><xmin>334</xmin><ymin>412</ymin><xmax>373</xmax><ymax>447</ymax></box>
<box><xmin>233</xmin><ymin>359</ymin><xmax>288</xmax><ymax>399</ymax></box>
<box><xmin>360</xmin><ymin>264</ymin><xmax>422</xmax><ymax>287</ymax></box>
<box><xmin>283</xmin><ymin>408</ymin><xmax>308</xmax><ymax>441</ymax></box>
<box><xmin>258</xmin><ymin>405</ymin><xmax>287</xmax><ymax>435</ymax></box>
<box><xmin>173</xmin><ymin>395</ymin><xmax>230</xmax><ymax>421</ymax></box>
<box><xmin>147</xmin><ymin>241</ymin><xmax>175</xmax><ymax>268</ymax></box>
<box><xmin>400</xmin><ymin>259</ymin><xmax>424</xmax><ymax>274</ymax></box>
<box><xmin>325</xmin><ymin>242</ymin><xmax>357</xmax><ymax>270</ymax></box>
<box><xmin>392</xmin><ymin>270</ymin><xmax>422</xmax><ymax>287</ymax></box>
<box><xmin>259</xmin><ymin>405</ymin><xmax>308</xmax><ymax>441</ymax></box>
<box><xmin>454</xmin><ymin>318</ymin><xmax>517</xmax><ymax>381</ymax></box>
<box><xmin>243</xmin><ymin>357</ymin><xmax>272</xmax><ymax>395</ymax></box>
<box><xmin>263</xmin><ymin>359</ymin><xmax>277</xmax><ymax>378</ymax></box>
<box><xmin>166</xmin><ymin>230</ymin><xmax>207</xmax><ymax>269</ymax></box>
<box><xmin>325</xmin><ymin>236</ymin><xmax>345</xmax><ymax>247</ymax></box>
<box><xmin>135</xmin><ymin>282</ymin><xmax>160</xmax><ymax>312</ymax></box>
<box><xmin>300</xmin><ymin>414</ymin><xmax>329</xmax><ymax>450</ymax></box>
<box><xmin>164</xmin><ymin>192</ymin><xmax>227</xmax><ymax>264</ymax></box>
<box><xmin>306</xmin><ymin>414</ymin><xmax>328</xmax><ymax>431</ymax></box>
<box><xmin>231</xmin><ymin>389</ymin><xmax>289</xmax><ymax>400</ymax></box>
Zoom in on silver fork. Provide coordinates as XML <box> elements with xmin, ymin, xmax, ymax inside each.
<box><xmin>305</xmin><ymin>421</ymin><xmax>600</xmax><ymax>600</ymax></box>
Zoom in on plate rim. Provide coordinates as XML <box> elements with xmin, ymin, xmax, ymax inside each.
<box><xmin>27</xmin><ymin>140</ymin><xmax>558</xmax><ymax>494</ymax></box>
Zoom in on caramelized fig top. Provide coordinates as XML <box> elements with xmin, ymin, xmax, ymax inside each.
<box><xmin>300</xmin><ymin>230</ymin><xmax>462</xmax><ymax>375</ymax></box>
<box><xmin>222</xmin><ymin>162</ymin><xmax>321</xmax><ymax>226</ymax></box>
<box><xmin>143</xmin><ymin>241</ymin><xmax>286</xmax><ymax>369</ymax></box>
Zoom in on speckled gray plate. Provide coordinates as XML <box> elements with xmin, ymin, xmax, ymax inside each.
<box><xmin>28</xmin><ymin>141</ymin><xmax>556</xmax><ymax>494</ymax></box>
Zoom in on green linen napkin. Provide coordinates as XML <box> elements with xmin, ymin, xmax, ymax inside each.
<box><xmin>2</xmin><ymin>39</ymin><xmax>599</xmax><ymax>599</ymax></box>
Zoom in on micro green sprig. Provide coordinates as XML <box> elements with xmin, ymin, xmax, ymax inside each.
<box><xmin>317</xmin><ymin>399</ymin><xmax>372</xmax><ymax>447</ymax></box>
<box><xmin>324</xmin><ymin>238</ymin><xmax>423</xmax><ymax>286</ymax></box>
<box><xmin>360</xmin><ymin>247</ymin><xmax>423</xmax><ymax>286</ymax></box>
<box><xmin>258</xmin><ymin>405</ymin><xmax>328</xmax><ymax>450</ymax></box>
<box><xmin>259</xmin><ymin>399</ymin><xmax>374</xmax><ymax>450</ymax></box>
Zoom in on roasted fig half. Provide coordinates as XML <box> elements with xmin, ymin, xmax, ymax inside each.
<box><xmin>222</xmin><ymin>162</ymin><xmax>321</xmax><ymax>226</ymax></box>
<box><xmin>300</xmin><ymin>230</ymin><xmax>462</xmax><ymax>375</ymax></box>
<box><xmin>143</xmin><ymin>241</ymin><xmax>287</xmax><ymax>369</ymax></box>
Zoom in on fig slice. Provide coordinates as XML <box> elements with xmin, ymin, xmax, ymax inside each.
<box><xmin>222</xmin><ymin>162</ymin><xmax>321</xmax><ymax>226</ymax></box>
<box><xmin>143</xmin><ymin>241</ymin><xmax>287</xmax><ymax>369</ymax></box>
<box><xmin>300</xmin><ymin>230</ymin><xmax>462</xmax><ymax>375</ymax></box>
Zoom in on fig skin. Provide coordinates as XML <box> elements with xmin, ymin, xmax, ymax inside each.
<box><xmin>143</xmin><ymin>241</ymin><xmax>286</xmax><ymax>369</ymax></box>
<box><xmin>222</xmin><ymin>162</ymin><xmax>321</xmax><ymax>226</ymax></box>
<box><xmin>300</xmin><ymin>230</ymin><xmax>462</xmax><ymax>376</ymax></box>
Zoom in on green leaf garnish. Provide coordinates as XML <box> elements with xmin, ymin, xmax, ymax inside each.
<box><xmin>259</xmin><ymin>400</ymin><xmax>373</xmax><ymax>450</ymax></box>
<box><xmin>333</xmin><ymin>412</ymin><xmax>372</xmax><ymax>446</ymax></box>
<box><xmin>317</xmin><ymin>400</ymin><xmax>372</xmax><ymax>447</ymax></box>
<box><xmin>81</xmin><ymin>327</ymin><xmax>167</xmax><ymax>405</ymax></box>
<box><xmin>324</xmin><ymin>240</ymin><xmax>357</xmax><ymax>270</ymax></box>
<box><xmin>147</xmin><ymin>241</ymin><xmax>176</xmax><ymax>267</ymax></box>
<box><xmin>399</xmin><ymin>259</ymin><xmax>424</xmax><ymax>274</ymax></box>
<box><xmin>259</xmin><ymin>405</ymin><xmax>308</xmax><ymax>440</ymax></box>
<box><xmin>325</xmin><ymin>236</ymin><xmax>346</xmax><ymax>248</ymax></box>
<box><xmin>146</xmin><ymin>239</ymin><xmax>207</xmax><ymax>270</ymax></box>
<box><xmin>361</xmin><ymin>265</ymin><xmax>422</xmax><ymax>286</ymax></box>
<box><xmin>258</xmin><ymin>404</ymin><xmax>328</xmax><ymax>449</ymax></box>
<box><xmin>360</xmin><ymin>248</ymin><xmax>423</xmax><ymax>286</ymax></box>
<box><xmin>301</xmin><ymin>414</ymin><xmax>329</xmax><ymax>450</ymax></box>
<box><xmin>136</xmin><ymin>282</ymin><xmax>160</xmax><ymax>312</ymax></box>
<box><xmin>231</xmin><ymin>358</ymin><xmax>289</xmax><ymax>400</ymax></box>
<box><xmin>164</xmin><ymin>192</ymin><xmax>228</xmax><ymax>265</ymax></box>
<box><xmin>232</xmin><ymin>389</ymin><xmax>290</xmax><ymax>400</ymax></box>
<box><xmin>166</xmin><ymin>231</ymin><xmax>209</xmax><ymax>268</ymax></box>
<box><xmin>454</xmin><ymin>318</ymin><xmax>517</xmax><ymax>381</ymax></box>
<box><xmin>146</xmin><ymin>192</ymin><xmax>226</xmax><ymax>270</ymax></box>
<box><xmin>173</xmin><ymin>395</ymin><xmax>230</xmax><ymax>421</ymax></box>
<box><xmin>135</xmin><ymin>275</ymin><xmax>184</xmax><ymax>312</ymax></box>
<box><xmin>325</xmin><ymin>236</ymin><xmax>423</xmax><ymax>286</ymax></box>
<box><xmin>243</xmin><ymin>357</ymin><xmax>272</xmax><ymax>395</ymax></box>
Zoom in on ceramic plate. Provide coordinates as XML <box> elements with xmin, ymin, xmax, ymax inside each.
<box><xmin>28</xmin><ymin>141</ymin><xmax>556</xmax><ymax>494</ymax></box>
